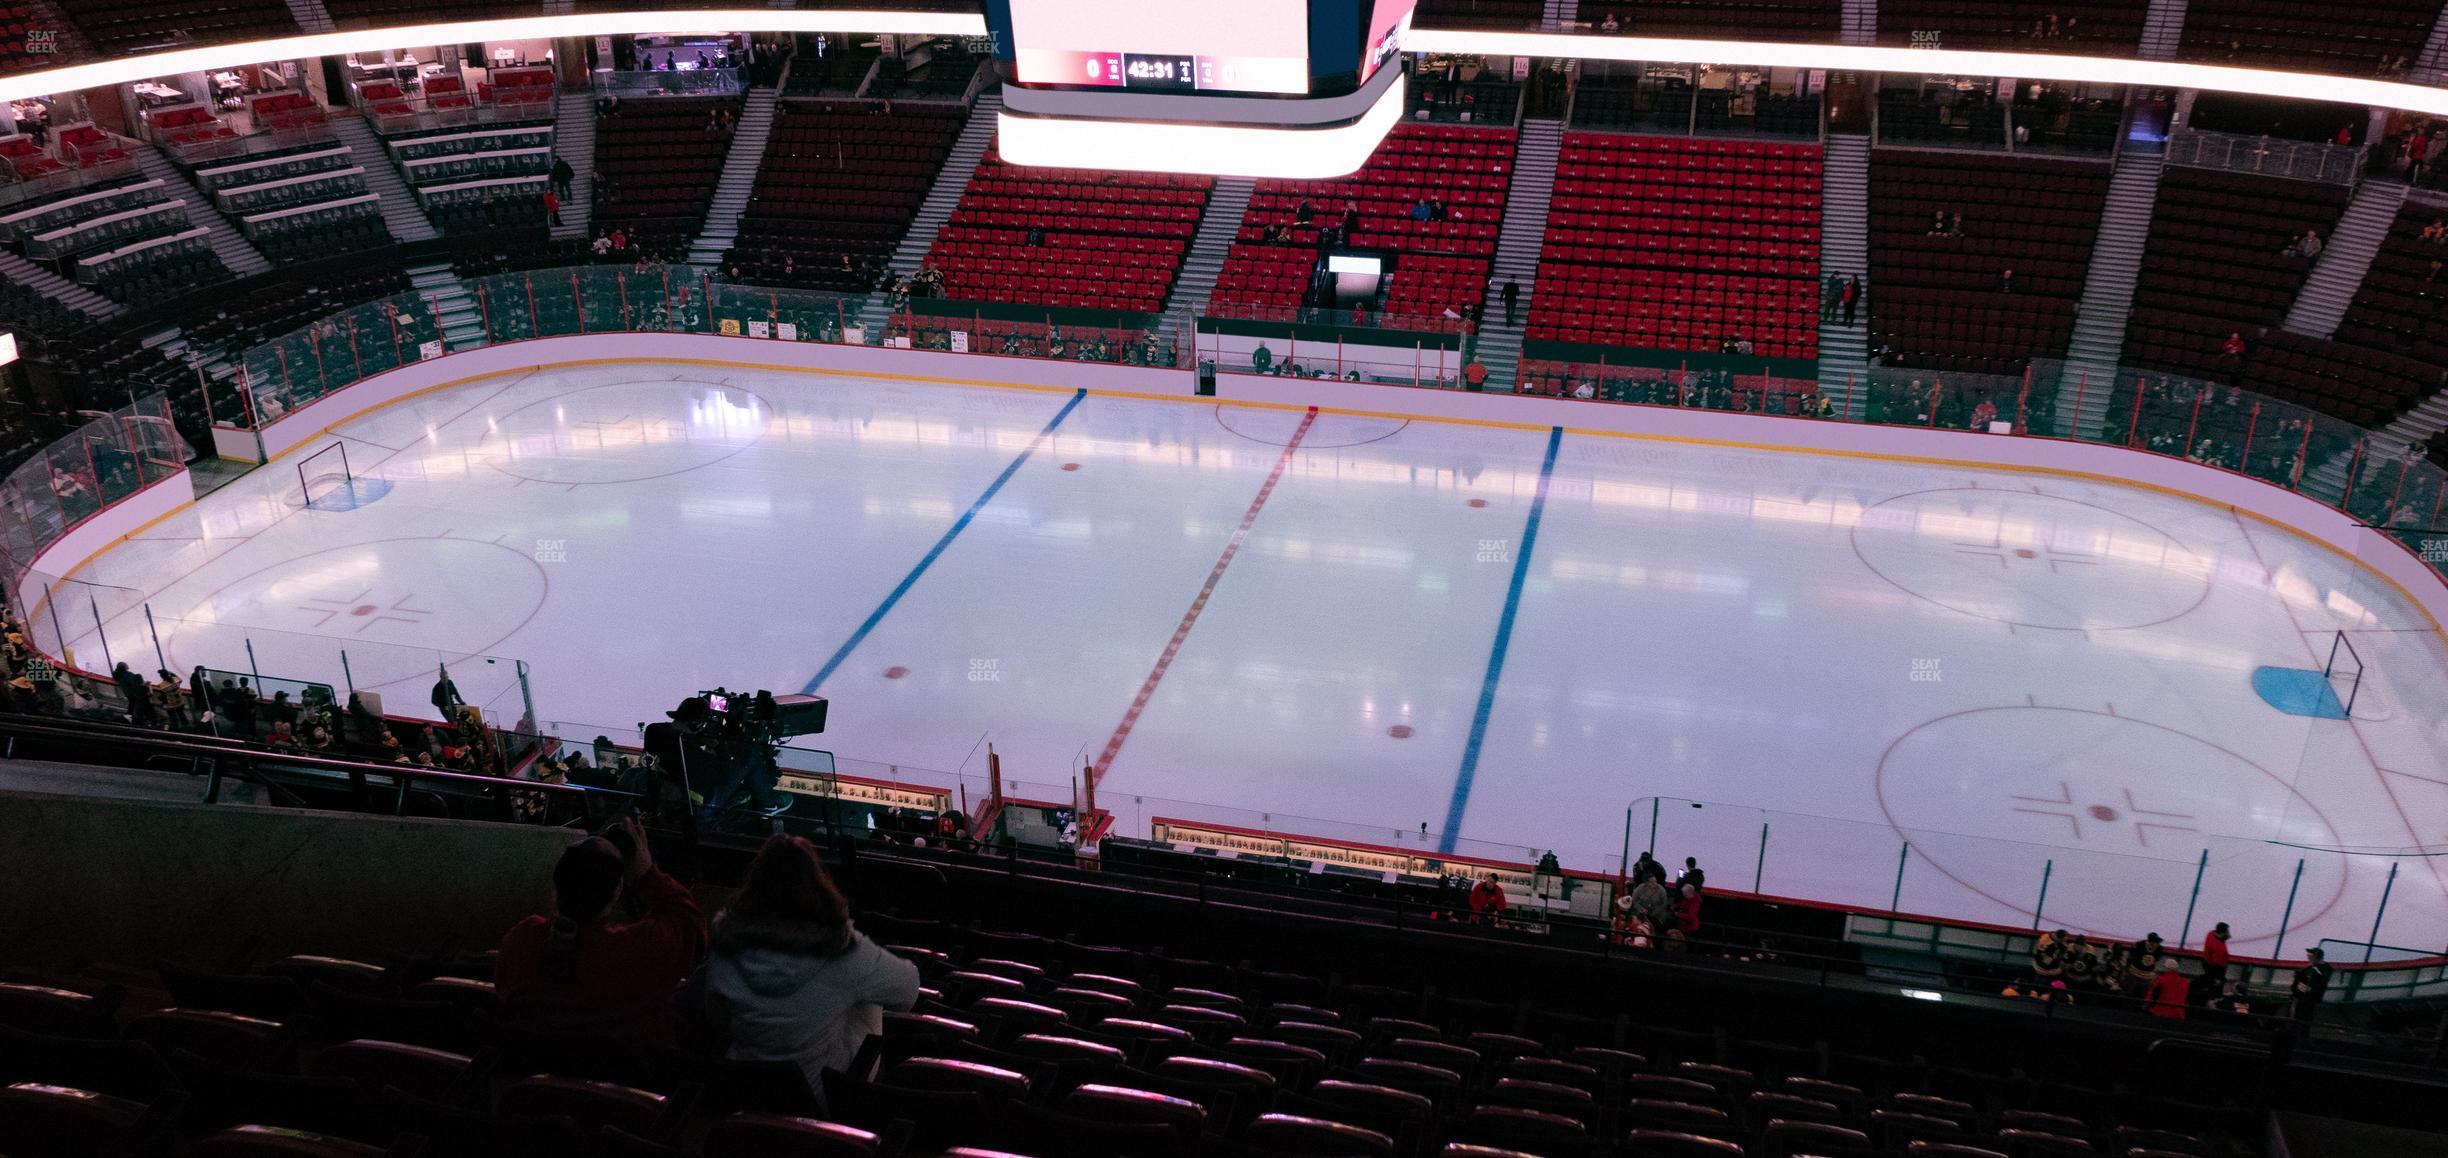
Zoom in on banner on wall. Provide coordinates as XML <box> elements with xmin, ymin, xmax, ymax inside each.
<box><xmin>778</xmin><ymin>322</ymin><xmax>798</xmax><ymax>341</ymax></box>
<box><xmin>748</xmin><ymin>320</ymin><xmax>772</xmax><ymax>338</ymax></box>
<box><xmin>951</xmin><ymin>331</ymin><xmax>970</xmax><ymax>353</ymax></box>
<box><xmin>418</xmin><ymin>340</ymin><xmax>443</xmax><ymax>360</ymax></box>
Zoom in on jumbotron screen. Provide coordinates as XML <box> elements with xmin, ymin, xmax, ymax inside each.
<box><xmin>990</xmin><ymin>0</ymin><xmax>1414</xmax><ymax>96</ymax></box>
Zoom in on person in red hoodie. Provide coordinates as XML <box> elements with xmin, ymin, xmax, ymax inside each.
<box><xmin>1467</xmin><ymin>873</ymin><xmax>1509</xmax><ymax>923</ymax></box>
<box><xmin>2197</xmin><ymin>921</ymin><xmax>2232</xmax><ymax>1007</ymax></box>
<box><xmin>2144</xmin><ymin>958</ymin><xmax>2191</xmax><ymax>1018</ymax></box>
<box><xmin>496</xmin><ymin>816</ymin><xmax>708</xmax><ymax>1046</ymax></box>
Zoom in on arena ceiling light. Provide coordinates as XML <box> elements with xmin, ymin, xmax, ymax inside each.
<box><xmin>12</xmin><ymin>13</ymin><xmax>2448</xmax><ymax>140</ymax></box>
<box><xmin>1409</xmin><ymin>29</ymin><xmax>2448</xmax><ymax>117</ymax></box>
<box><xmin>0</xmin><ymin>10</ymin><xmax>989</xmax><ymax>105</ymax></box>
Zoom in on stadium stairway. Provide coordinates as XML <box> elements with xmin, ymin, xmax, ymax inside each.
<box><xmin>2419</xmin><ymin>5</ymin><xmax>2448</xmax><ymax>84</ymax></box>
<box><xmin>2138</xmin><ymin>0</ymin><xmax>2189</xmax><ymax>58</ymax></box>
<box><xmin>1818</xmin><ymin>133</ymin><xmax>1870</xmax><ymax>413</ymax></box>
<box><xmin>2372</xmin><ymin>387</ymin><xmax>2448</xmax><ymax>461</ymax></box>
<box><xmin>2059</xmin><ymin>150</ymin><xmax>2166</xmax><ymax>437</ymax></box>
<box><xmin>1542</xmin><ymin>0</ymin><xmax>1577</xmax><ymax>29</ymax></box>
<box><xmin>856</xmin><ymin>88</ymin><xmax>1001</xmax><ymax>339</ymax></box>
<box><xmin>1474</xmin><ymin>117</ymin><xmax>1561</xmax><ymax>393</ymax></box>
<box><xmin>550</xmin><ymin>92</ymin><xmax>597</xmax><ymax>242</ymax></box>
<box><xmin>1840</xmin><ymin>0</ymin><xmax>1875</xmax><ymax>43</ymax></box>
<box><xmin>687</xmin><ymin>88</ymin><xmax>778</xmax><ymax>270</ymax></box>
<box><xmin>2283</xmin><ymin>180</ymin><xmax>2407</xmax><ymax>339</ymax></box>
<box><xmin>331</xmin><ymin>115</ymin><xmax>439</xmax><ymax>243</ymax></box>
<box><xmin>280</xmin><ymin>0</ymin><xmax>333</xmax><ymax>33</ymax></box>
<box><xmin>0</xmin><ymin>250</ymin><xmax>118</xmax><ymax>319</ymax></box>
<box><xmin>133</xmin><ymin>145</ymin><xmax>272</xmax><ymax>278</ymax></box>
<box><xmin>1159</xmin><ymin>176</ymin><xmax>1255</xmax><ymax>348</ymax></box>
<box><xmin>409</xmin><ymin>261</ymin><xmax>488</xmax><ymax>351</ymax></box>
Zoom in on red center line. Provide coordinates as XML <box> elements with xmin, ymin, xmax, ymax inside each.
<box><xmin>2231</xmin><ymin>508</ymin><xmax>2448</xmax><ymax>905</ymax></box>
<box><xmin>1090</xmin><ymin>407</ymin><xmax>1318</xmax><ymax>785</ymax></box>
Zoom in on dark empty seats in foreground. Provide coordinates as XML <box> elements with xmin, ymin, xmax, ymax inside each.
<box><xmin>2124</xmin><ymin>165</ymin><xmax>2351</xmax><ymax>384</ymax></box>
<box><xmin>727</xmin><ymin>101</ymin><xmax>965</xmax><ymax>293</ymax></box>
<box><xmin>1868</xmin><ymin>149</ymin><xmax>2110</xmax><ymax>374</ymax></box>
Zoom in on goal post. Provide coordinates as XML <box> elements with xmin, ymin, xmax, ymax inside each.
<box><xmin>298</xmin><ymin>441</ymin><xmax>352</xmax><ymax>510</ymax></box>
<box><xmin>2324</xmin><ymin>630</ymin><xmax>2365</xmax><ymax>718</ymax></box>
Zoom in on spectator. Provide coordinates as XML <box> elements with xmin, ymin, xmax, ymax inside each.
<box><xmin>704</xmin><ymin>835</ymin><xmax>920</xmax><ymax>1100</ymax></box>
<box><xmin>1467</xmin><ymin>873</ymin><xmax>1508</xmax><ymax>922</ymax></box>
<box><xmin>1501</xmin><ymin>278</ymin><xmax>1520</xmax><ymax>324</ymax></box>
<box><xmin>2220</xmin><ymin>332</ymin><xmax>2247</xmax><ymax>366</ymax></box>
<box><xmin>1463</xmin><ymin>360</ymin><xmax>1489</xmax><ymax>391</ymax></box>
<box><xmin>2031</xmin><ymin>928</ymin><xmax>2068</xmax><ymax>983</ymax></box>
<box><xmin>1840</xmin><ymin>276</ymin><xmax>1861</xmax><ymax>325</ymax></box>
<box><xmin>1631</xmin><ymin>850</ymin><xmax>1665</xmax><ymax>885</ymax></box>
<box><xmin>432</xmin><ymin>665</ymin><xmax>464</xmax><ymax>719</ymax></box>
<box><xmin>221</xmin><ymin>678</ymin><xmax>259</xmax><ymax>739</ymax></box>
<box><xmin>152</xmin><ymin>670</ymin><xmax>189</xmax><ymax>730</ymax></box>
<box><xmin>1928</xmin><ymin>210</ymin><xmax>1947</xmax><ymax>236</ymax></box>
<box><xmin>1341</xmin><ymin>202</ymin><xmax>1361</xmax><ymax>236</ymax></box>
<box><xmin>113</xmin><ymin>662</ymin><xmax>154</xmax><ymax>726</ymax></box>
<box><xmin>2062</xmin><ymin>934</ymin><xmax>2099</xmax><ymax>989</ymax></box>
<box><xmin>1675</xmin><ymin>856</ymin><xmax>1705</xmax><ymax>893</ymax></box>
<box><xmin>1674</xmin><ymin>883</ymin><xmax>1702</xmax><ymax>939</ymax></box>
<box><xmin>496</xmin><ymin>817</ymin><xmax>708</xmax><ymax>1046</ymax></box>
<box><xmin>2126</xmin><ymin>933</ymin><xmax>2162</xmax><ymax>996</ymax></box>
<box><xmin>1821</xmin><ymin>274</ymin><xmax>1843</xmax><ymax>320</ymax></box>
<box><xmin>1627</xmin><ymin>873</ymin><xmax>1674</xmax><ymax>937</ymax></box>
<box><xmin>1023</xmin><ymin>225</ymin><xmax>1045</xmax><ymax>248</ymax></box>
<box><xmin>2145</xmin><ymin>958</ymin><xmax>2190</xmax><ymax>1018</ymax></box>
<box><xmin>543</xmin><ymin>189</ymin><xmax>562</xmax><ymax>227</ymax></box>
<box><xmin>551</xmin><ymin>156</ymin><xmax>574</xmax><ymax>199</ymax></box>
<box><xmin>1999</xmin><ymin>268</ymin><xmax>2014</xmax><ymax>294</ymax></box>
<box><xmin>2283</xmin><ymin>230</ymin><xmax>2323</xmax><ymax>260</ymax></box>
<box><xmin>2291</xmin><ymin>948</ymin><xmax>2332</xmax><ymax>1027</ymax></box>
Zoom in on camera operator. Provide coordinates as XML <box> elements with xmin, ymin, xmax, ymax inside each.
<box><xmin>697</xmin><ymin>688</ymin><xmax>790</xmax><ymax>822</ymax></box>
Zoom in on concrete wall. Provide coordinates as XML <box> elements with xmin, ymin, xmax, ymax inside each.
<box><xmin>0</xmin><ymin>789</ymin><xmax>579</xmax><ymax>969</ymax></box>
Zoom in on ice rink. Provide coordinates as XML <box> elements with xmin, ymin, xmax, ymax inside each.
<box><xmin>64</xmin><ymin>362</ymin><xmax>2448</xmax><ymax>954</ymax></box>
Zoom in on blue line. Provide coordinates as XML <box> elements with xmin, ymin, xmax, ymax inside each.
<box><xmin>802</xmin><ymin>389</ymin><xmax>1087</xmax><ymax>694</ymax></box>
<box><xmin>1441</xmin><ymin>426</ymin><xmax>1563</xmax><ymax>853</ymax></box>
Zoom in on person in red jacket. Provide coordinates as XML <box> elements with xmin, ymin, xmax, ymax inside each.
<box><xmin>1467</xmin><ymin>873</ymin><xmax>1508</xmax><ymax>923</ymax></box>
<box><xmin>496</xmin><ymin>816</ymin><xmax>709</xmax><ymax>1046</ymax></box>
<box><xmin>2144</xmin><ymin>959</ymin><xmax>2191</xmax><ymax>1018</ymax></box>
<box><xmin>2197</xmin><ymin>921</ymin><xmax>2232</xmax><ymax>1007</ymax></box>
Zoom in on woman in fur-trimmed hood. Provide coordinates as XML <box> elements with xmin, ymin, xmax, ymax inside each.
<box><xmin>704</xmin><ymin>835</ymin><xmax>921</xmax><ymax>1096</ymax></box>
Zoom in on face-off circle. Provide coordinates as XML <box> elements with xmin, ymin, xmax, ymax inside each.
<box><xmin>1876</xmin><ymin>705</ymin><xmax>2349</xmax><ymax>945</ymax></box>
<box><xmin>1213</xmin><ymin>406</ymin><xmax>1409</xmax><ymax>449</ymax></box>
<box><xmin>1850</xmin><ymin>488</ymin><xmax>2214</xmax><ymax>631</ymax></box>
<box><xmin>485</xmin><ymin>380</ymin><xmax>772</xmax><ymax>485</ymax></box>
<box><xmin>163</xmin><ymin>537</ymin><xmax>550</xmax><ymax>697</ymax></box>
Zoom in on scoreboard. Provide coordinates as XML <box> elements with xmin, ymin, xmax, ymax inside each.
<box><xmin>984</xmin><ymin>0</ymin><xmax>1418</xmax><ymax>176</ymax></box>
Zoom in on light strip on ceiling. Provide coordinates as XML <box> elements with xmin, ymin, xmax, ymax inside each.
<box><xmin>1410</xmin><ymin>28</ymin><xmax>2448</xmax><ymax>116</ymax></box>
<box><xmin>997</xmin><ymin>73</ymin><xmax>1408</xmax><ymax>178</ymax></box>
<box><xmin>0</xmin><ymin>10</ymin><xmax>989</xmax><ymax>104</ymax></box>
<box><xmin>7</xmin><ymin>13</ymin><xmax>2448</xmax><ymax>117</ymax></box>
